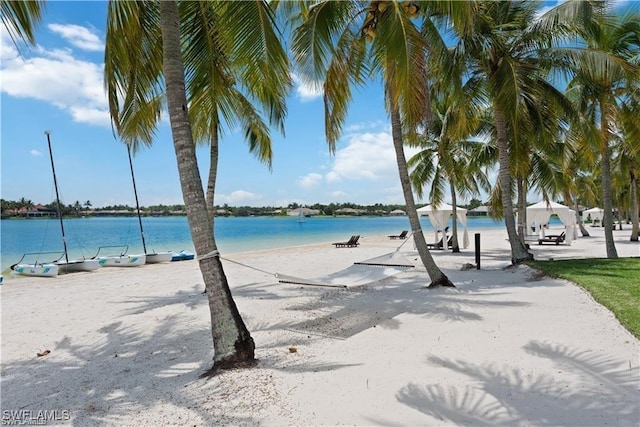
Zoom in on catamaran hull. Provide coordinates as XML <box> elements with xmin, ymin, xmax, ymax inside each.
<box><xmin>145</xmin><ymin>252</ymin><xmax>173</xmax><ymax>264</ymax></box>
<box><xmin>98</xmin><ymin>254</ymin><xmax>146</xmax><ymax>267</ymax></box>
<box><xmin>57</xmin><ymin>259</ymin><xmax>101</xmax><ymax>273</ymax></box>
<box><xmin>12</xmin><ymin>264</ymin><xmax>59</xmax><ymax>277</ymax></box>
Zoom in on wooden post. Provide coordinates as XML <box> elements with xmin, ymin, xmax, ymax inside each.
<box><xmin>475</xmin><ymin>233</ymin><xmax>481</xmax><ymax>270</ymax></box>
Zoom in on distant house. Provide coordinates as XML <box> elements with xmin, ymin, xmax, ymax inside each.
<box><xmin>16</xmin><ymin>204</ymin><xmax>55</xmax><ymax>218</ymax></box>
<box><xmin>334</xmin><ymin>208</ymin><xmax>366</xmax><ymax>216</ymax></box>
<box><xmin>389</xmin><ymin>209</ymin><xmax>406</xmax><ymax>216</ymax></box>
<box><xmin>287</xmin><ymin>207</ymin><xmax>321</xmax><ymax>217</ymax></box>
<box><xmin>468</xmin><ymin>205</ymin><xmax>491</xmax><ymax>217</ymax></box>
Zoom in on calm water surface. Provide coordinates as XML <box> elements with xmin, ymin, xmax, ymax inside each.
<box><xmin>1</xmin><ymin>215</ymin><xmax>507</xmax><ymax>271</ymax></box>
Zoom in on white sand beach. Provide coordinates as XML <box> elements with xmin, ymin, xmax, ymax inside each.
<box><xmin>1</xmin><ymin>226</ymin><xmax>638</xmax><ymax>426</ymax></box>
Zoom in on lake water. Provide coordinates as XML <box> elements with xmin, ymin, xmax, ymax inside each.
<box><xmin>0</xmin><ymin>215</ymin><xmax>510</xmax><ymax>271</ymax></box>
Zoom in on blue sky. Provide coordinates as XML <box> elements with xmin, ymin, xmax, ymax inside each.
<box><xmin>1</xmin><ymin>1</ymin><xmax>413</xmax><ymax>209</ymax></box>
<box><xmin>2</xmin><ymin>1</ymin><xmax>632</xmax><ymax>209</ymax></box>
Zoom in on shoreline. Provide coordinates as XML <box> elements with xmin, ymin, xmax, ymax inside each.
<box><xmin>1</xmin><ymin>226</ymin><xmax>638</xmax><ymax>425</ymax></box>
<box><xmin>1</xmin><ymin>215</ymin><xmax>509</xmax><ymax>272</ymax></box>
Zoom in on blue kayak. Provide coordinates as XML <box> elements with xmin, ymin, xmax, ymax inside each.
<box><xmin>171</xmin><ymin>250</ymin><xmax>195</xmax><ymax>262</ymax></box>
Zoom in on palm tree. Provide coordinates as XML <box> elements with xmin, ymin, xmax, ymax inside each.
<box><xmin>157</xmin><ymin>0</ymin><xmax>254</xmax><ymax>371</ymax></box>
<box><xmin>408</xmin><ymin>80</ymin><xmax>490</xmax><ymax>253</ymax></box>
<box><xmin>18</xmin><ymin>197</ymin><xmax>33</xmax><ymax>212</ymax></box>
<box><xmin>563</xmin><ymin>5</ymin><xmax>640</xmax><ymax>257</ymax></box>
<box><xmin>293</xmin><ymin>0</ymin><xmax>459</xmax><ymax>287</ymax></box>
<box><xmin>618</xmin><ymin>95</ymin><xmax>640</xmax><ymax>241</ymax></box>
<box><xmin>105</xmin><ymin>1</ymin><xmax>290</xmax><ymax>371</ymax></box>
<box><xmin>560</xmin><ymin>131</ymin><xmax>599</xmax><ymax>237</ymax></box>
<box><xmin>184</xmin><ymin>1</ymin><xmax>290</xmax><ymax>219</ymax></box>
<box><xmin>447</xmin><ymin>0</ymin><xmax>601</xmax><ymax>263</ymax></box>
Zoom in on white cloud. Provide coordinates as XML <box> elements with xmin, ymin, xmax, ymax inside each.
<box><xmin>48</xmin><ymin>24</ymin><xmax>104</xmax><ymax>52</ymax></box>
<box><xmin>327</xmin><ymin>190</ymin><xmax>348</xmax><ymax>199</ymax></box>
<box><xmin>30</xmin><ymin>150</ymin><xmax>42</xmax><ymax>157</ymax></box>
<box><xmin>292</xmin><ymin>74</ymin><xmax>323</xmax><ymax>102</ymax></box>
<box><xmin>326</xmin><ymin>131</ymin><xmax>401</xmax><ymax>183</ymax></box>
<box><xmin>69</xmin><ymin>106</ymin><xmax>111</xmax><ymax>127</ymax></box>
<box><xmin>298</xmin><ymin>172</ymin><xmax>323</xmax><ymax>188</ymax></box>
<box><xmin>218</xmin><ymin>190</ymin><xmax>262</xmax><ymax>205</ymax></box>
<box><xmin>0</xmin><ymin>27</ymin><xmax>110</xmax><ymax>127</ymax></box>
<box><xmin>344</xmin><ymin>121</ymin><xmax>388</xmax><ymax>134</ymax></box>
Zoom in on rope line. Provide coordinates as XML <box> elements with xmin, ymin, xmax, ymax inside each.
<box><xmin>219</xmin><ymin>256</ymin><xmax>276</xmax><ymax>276</ymax></box>
<box><xmin>207</xmin><ymin>234</ymin><xmax>418</xmax><ymax>282</ymax></box>
<box><xmin>396</xmin><ymin>233</ymin><xmax>414</xmax><ymax>251</ymax></box>
<box><xmin>197</xmin><ymin>250</ymin><xmax>220</xmax><ymax>261</ymax></box>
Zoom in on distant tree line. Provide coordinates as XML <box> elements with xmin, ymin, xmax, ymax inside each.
<box><xmin>1</xmin><ymin>198</ymin><xmax>485</xmax><ymax>218</ymax></box>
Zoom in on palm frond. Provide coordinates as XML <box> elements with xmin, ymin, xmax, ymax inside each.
<box><xmin>104</xmin><ymin>0</ymin><xmax>164</xmax><ymax>149</ymax></box>
<box><xmin>1</xmin><ymin>0</ymin><xmax>44</xmax><ymax>48</ymax></box>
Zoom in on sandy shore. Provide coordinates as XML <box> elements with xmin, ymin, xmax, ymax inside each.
<box><xmin>1</xmin><ymin>226</ymin><xmax>638</xmax><ymax>426</ymax></box>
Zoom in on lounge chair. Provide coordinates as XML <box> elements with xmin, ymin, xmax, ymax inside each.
<box><xmin>388</xmin><ymin>230</ymin><xmax>408</xmax><ymax>240</ymax></box>
<box><xmin>427</xmin><ymin>236</ymin><xmax>453</xmax><ymax>250</ymax></box>
<box><xmin>538</xmin><ymin>232</ymin><xmax>566</xmax><ymax>245</ymax></box>
<box><xmin>332</xmin><ymin>235</ymin><xmax>360</xmax><ymax>248</ymax></box>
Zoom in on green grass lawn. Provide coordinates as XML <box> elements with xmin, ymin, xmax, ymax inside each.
<box><xmin>529</xmin><ymin>257</ymin><xmax>640</xmax><ymax>339</ymax></box>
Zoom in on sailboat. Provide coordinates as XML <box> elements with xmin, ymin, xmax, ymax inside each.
<box><xmin>45</xmin><ymin>132</ymin><xmax>100</xmax><ymax>273</ymax></box>
<box><xmin>11</xmin><ymin>132</ymin><xmax>100</xmax><ymax>277</ymax></box>
<box><xmin>127</xmin><ymin>146</ymin><xmax>172</xmax><ymax>263</ymax></box>
<box><xmin>297</xmin><ymin>205</ymin><xmax>306</xmax><ymax>223</ymax></box>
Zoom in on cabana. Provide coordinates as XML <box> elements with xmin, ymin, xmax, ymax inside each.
<box><xmin>582</xmin><ymin>207</ymin><xmax>604</xmax><ymax>226</ymax></box>
<box><xmin>525</xmin><ymin>201</ymin><xmax>577</xmax><ymax>244</ymax></box>
<box><xmin>417</xmin><ymin>203</ymin><xmax>469</xmax><ymax>249</ymax></box>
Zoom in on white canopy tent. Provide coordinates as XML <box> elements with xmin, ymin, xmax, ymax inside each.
<box><xmin>525</xmin><ymin>201</ymin><xmax>577</xmax><ymax>244</ymax></box>
<box><xmin>582</xmin><ymin>207</ymin><xmax>604</xmax><ymax>224</ymax></box>
<box><xmin>417</xmin><ymin>203</ymin><xmax>469</xmax><ymax>249</ymax></box>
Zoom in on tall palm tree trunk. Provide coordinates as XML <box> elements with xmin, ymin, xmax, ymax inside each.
<box><xmin>160</xmin><ymin>1</ymin><xmax>255</xmax><ymax>372</ymax></box>
<box><xmin>599</xmin><ymin>100</ymin><xmax>618</xmax><ymax>257</ymax></box>
<box><xmin>517</xmin><ymin>175</ymin><xmax>527</xmax><ymax>242</ymax></box>
<box><xmin>629</xmin><ymin>169</ymin><xmax>638</xmax><ymax>241</ymax></box>
<box><xmin>449</xmin><ymin>182</ymin><xmax>460</xmax><ymax>252</ymax></box>
<box><xmin>495</xmin><ymin>108</ymin><xmax>532</xmax><ymax>264</ymax></box>
<box><xmin>390</xmin><ymin>106</ymin><xmax>454</xmax><ymax>287</ymax></box>
<box><xmin>206</xmin><ymin>125</ymin><xmax>219</xmax><ymax>221</ymax></box>
<box><xmin>574</xmin><ymin>196</ymin><xmax>590</xmax><ymax>237</ymax></box>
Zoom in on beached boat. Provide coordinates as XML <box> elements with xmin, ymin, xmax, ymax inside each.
<box><xmin>10</xmin><ymin>252</ymin><xmax>61</xmax><ymax>278</ymax></box>
<box><xmin>93</xmin><ymin>246</ymin><xmax>146</xmax><ymax>267</ymax></box>
<box><xmin>171</xmin><ymin>250</ymin><xmax>195</xmax><ymax>262</ymax></box>
<box><xmin>56</xmin><ymin>258</ymin><xmax>101</xmax><ymax>273</ymax></box>
<box><xmin>10</xmin><ymin>132</ymin><xmax>101</xmax><ymax>278</ymax></box>
<box><xmin>12</xmin><ymin>263</ymin><xmax>59</xmax><ymax>277</ymax></box>
<box><xmin>98</xmin><ymin>255</ymin><xmax>146</xmax><ymax>267</ymax></box>
<box><xmin>146</xmin><ymin>252</ymin><xmax>173</xmax><ymax>263</ymax></box>
<box><xmin>44</xmin><ymin>131</ymin><xmax>101</xmax><ymax>273</ymax></box>
<box><xmin>127</xmin><ymin>146</ymin><xmax>173</xmax><ymax>264</ymax></box>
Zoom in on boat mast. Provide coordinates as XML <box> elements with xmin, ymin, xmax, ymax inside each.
<box><xmin>45</xmin><ymin>131</ymin><xmax>69</xmax><ymax>263</ymax></box>
<box><xmin>127</xmin><ymin>145</ymin><xmax>147</xmax><ymax>254</ymax></box>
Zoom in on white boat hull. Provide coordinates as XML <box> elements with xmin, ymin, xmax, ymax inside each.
<box><xmin>12</xmin><ymin>263</ymin><xmax>59</xmax><ymax>277</ymax></box>
<box><xmin>57</xmin><ymin>259</ymin><xmax>101</xmax><ymax>273</ymax></box>
<box><xmin>98</xmin><ymin>254</ymin><xmax>146</xmax><ymax>267</ymax></box>
<box><xmin>145</xmin><ymin>252</ymin><xmax>173</xmax><ymax>264</ymax></box>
